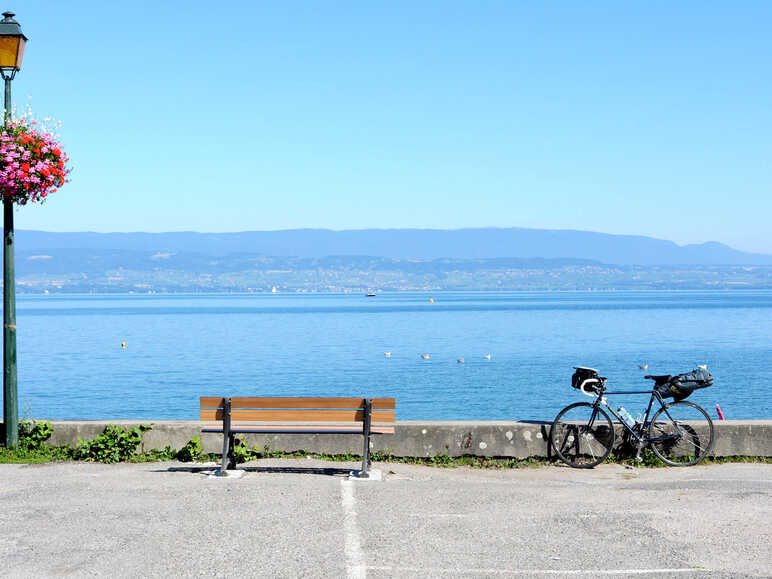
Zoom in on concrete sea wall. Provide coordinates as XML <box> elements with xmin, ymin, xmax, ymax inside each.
<box><xmin>32</xmin><ymin>419</ymin><xmax>772</xmax><ymax>458</ymax></box>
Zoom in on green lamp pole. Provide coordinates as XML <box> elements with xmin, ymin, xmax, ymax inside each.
<box><xmin>0</xmin><ymin>11</ymin><xmax>27</xmax><ymax>448</ymax></box>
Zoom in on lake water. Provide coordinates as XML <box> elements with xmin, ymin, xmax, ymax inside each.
<box><xmin>8</xmin><ymin>291</ymin><xmax>772</xmax><ymax>421</ymax></box>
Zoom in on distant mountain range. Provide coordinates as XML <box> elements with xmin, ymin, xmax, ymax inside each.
<box><xmin>16</xmin><ymin>250</ymin><xmax>598</xmax><ymax>276</ymax></box>
<box><xmin>11</xmin><ymin>227</ymin><xmax>772</xmax><ymax>265</ymax></box>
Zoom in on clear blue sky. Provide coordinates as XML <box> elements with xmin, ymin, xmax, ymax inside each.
<box><xmin>11</xmin><ymin>1</ymin><xmax>772</xmax><ymax>253</ymax></box>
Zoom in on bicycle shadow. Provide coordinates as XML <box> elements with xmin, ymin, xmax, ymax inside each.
<box><xmin>518</xmin><ymin>420</ymin><xmax>556</xmax><ymax>459</ymax></box>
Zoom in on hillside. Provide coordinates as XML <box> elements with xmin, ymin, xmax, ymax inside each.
<box><xmin>13</xmin><ymin>227</ymin><xmax>772</xmax><ymax>266</ymax></box>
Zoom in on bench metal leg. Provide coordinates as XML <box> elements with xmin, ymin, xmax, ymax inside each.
<box><xmin>220</xmin><ymin>436</ymin><xmax>229</xmax><ymax>473</ymax></box>
<box><xmin>360</xmin><ymin>398</ymin><xmax>372</xmax><ymax>477</ymax></box>
<box><xmin>227</xmin><ymin>434</ymin><xmax>236</xmax><ymax>469</ymax></box>
<box><xmin>218</xmin><ymin>397</ymin><xmax>233</xmax><ymax>475</ymax></box>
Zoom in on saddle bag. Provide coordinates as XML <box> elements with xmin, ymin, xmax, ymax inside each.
<box><xmin>656</xmin><ymin>367</ymin><xmax>714</xmax><ymax>401</ymax></box>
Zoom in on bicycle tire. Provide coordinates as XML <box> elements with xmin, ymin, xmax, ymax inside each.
<box><xmin>648</xmin><ymin>400</ymin><xmax>714</xmax><ymax>466</ymax></box>
<box><xmin>550</xmin><ymin>402</ymin><xmax>615</xmax><ymax>468</ymax></box>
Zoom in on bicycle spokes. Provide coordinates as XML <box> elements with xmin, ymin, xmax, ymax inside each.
<box><xmin>550</xmin><ymin>402</ymin><xmax>615</xmax><ymax>468</ymax></box>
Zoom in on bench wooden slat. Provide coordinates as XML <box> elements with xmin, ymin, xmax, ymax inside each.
<box><xmin>200</xmin><ymin>396</ymin><xmax>395</xmax><ymax>410</ymax></box>
<box><xmin>200</xmin><ymin>397</ymin><xmax>226</xmax><ymax>409</ymax></box>
<box><xmin>200</xmin><ymin>409</ymin><xmax>396</xmax><ymax>422</ymax></box>
<box><xmin>227</xmin><ymin>397</ymin><xmax>396</xmax><ymax>410</ymax></box>
<box><xmin>201</xmin><ymin>425</ymin><xmax>395</xmax><ymax>435</ymax></box>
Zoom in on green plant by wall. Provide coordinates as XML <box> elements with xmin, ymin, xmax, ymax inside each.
<box><xmin>72</xmin><ymin>424</ymin><xmax>152</xmax><ymax>464</ymax></box>
<box><xmin>0</xmin><ymin>420</ymin><xmax>70</xmax><ymax>463</ymax></box>
<box><xmin>131</xmin><ymin>446</ymin><xmax>177</xmax><ymax>462</ymax></box>
<box><xmin>230</xmin><ymin>437</ymin><xmax>246</xmax><ymax>463</ymax></box>
<box><xmin>18</xmin><ymin>420</ymin><xmax>54</xmax><ymax>451</ymax></box>
<box><xmin>176</xmin><ymin>437</ymin><xmax>205</xmax><ymax>462</ymax></box>
<box><xmin>221</xmin><ymin>438</ymin><xmax>303</xmax><ymax>464</ymax></box>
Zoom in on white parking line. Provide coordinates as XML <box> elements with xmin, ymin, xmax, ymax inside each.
<box><xmin>682</xmin><ymin>479</ymin><xmax>771</xmax><ymax>484</ymax></box>
<box><xmin>367</xmin><ymin>566</ymin><xmax>707</xmax><ymax>575</ymax></box>
<box><xmin>409</xmin><ymin>513</ymin><xmax>469</xmax><ymax>518</ymax></box>
<box><xmin>341</xmin><ymin>479</ymin><xmax>367</xmax><ymax>579</ymax></box>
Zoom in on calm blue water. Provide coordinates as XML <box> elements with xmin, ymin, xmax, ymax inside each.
<box><xmin>7</xmin><ymin>291</ymin><xmax>772</xmax><ymax>421</ymax></box>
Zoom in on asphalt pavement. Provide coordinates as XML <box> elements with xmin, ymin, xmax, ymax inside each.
<box><xmin>1</xmin><ymin>460</ymin><xmax>770</xmax><ymax>578</ymax></box>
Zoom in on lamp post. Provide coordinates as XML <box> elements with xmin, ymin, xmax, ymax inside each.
<box><xmin>0</xmin><ymin>11</ymin><xmax>27</xmax><ymax>448</ymax></box>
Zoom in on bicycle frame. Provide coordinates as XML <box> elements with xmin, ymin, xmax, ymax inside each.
<box><xmin>577</xmin><ymin>378</ymin><xmax>682</xmax><ymax>445</ymax></box>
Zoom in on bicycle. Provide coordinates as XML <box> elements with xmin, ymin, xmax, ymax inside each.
<box><xmin>549</xmin><ymin>367</ymin><xmax>715</xmax><ymax>468</ymax></box>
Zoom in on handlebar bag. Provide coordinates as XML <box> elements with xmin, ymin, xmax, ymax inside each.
<box><xmin>571</xmin><ymin>367</ymin><xmax>599</xmax><ymax>391</ymax></box>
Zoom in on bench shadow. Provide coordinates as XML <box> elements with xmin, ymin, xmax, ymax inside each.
<box><xmin>246</xmin><ymin>465</ymin><xmax>353</xmax><ymax>476</ymax></box>
<box><xmin>162</xmin><ymin>465</ymin><xmax>353</xmax><ymax>477</ymax></box>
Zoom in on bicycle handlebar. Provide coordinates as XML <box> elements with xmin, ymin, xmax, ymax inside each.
<box><xmin>579</xmin><ymin>378</ymin><xmax>601</xmax><ymax>398</ymax></box>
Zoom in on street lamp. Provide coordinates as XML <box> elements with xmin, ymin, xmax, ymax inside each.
<box><xmin>0</xmin><ymin>11</ymin><xmax>26</xmax><ymax>448</ymax></box>
<box><xmin>0</xmin><ymin>11</ymin><xmax>25</xmax><ymax>115</ymax></box>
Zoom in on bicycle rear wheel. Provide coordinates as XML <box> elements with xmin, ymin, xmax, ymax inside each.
<box><xmin>550</xmin><ymin>402</ymin><xmax>615</xmax><ymax>468</ymax></box>
<box><xmin>648</xmin><ymin>401</ymin><xmax>714</xmax><ymax>466</ymax></box>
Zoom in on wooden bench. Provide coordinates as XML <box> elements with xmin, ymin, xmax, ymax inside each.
<box><xmin>200</xmin><ymin>396</ymin><xmax>396</xmax><ymax>477</ymax></box>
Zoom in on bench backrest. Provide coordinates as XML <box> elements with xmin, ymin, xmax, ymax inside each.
<box><xmin>200</xmin><ymin>397</ymin><xmax>396</xmax><ymax>424</ymax></box>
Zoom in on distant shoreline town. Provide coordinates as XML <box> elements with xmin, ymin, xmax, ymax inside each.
<box><xmin>14</xmin><ymin>258</ymin><xmax>772</xmax><ymax>294</ymax></box>
<box><xmin>9</xmin><ymin>228</ymin><xmax>772</xmax><ymax>293</ymax></box>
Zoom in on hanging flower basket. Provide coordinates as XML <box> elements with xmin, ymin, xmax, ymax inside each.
<box><xmin>0</xmin><ymin>119</ymin><xmax>70</xmax><ymax>205</ymax></box>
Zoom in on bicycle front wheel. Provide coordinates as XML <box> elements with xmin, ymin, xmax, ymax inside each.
<box><xmin>648</xmin><ymin>401</ymin><xmax>714</xmax><ymax>466</ymax></box>
<box><xmin>550</xmin><ymin>402</ymin><xmax>615</xmax><ymax>468</ymax></box>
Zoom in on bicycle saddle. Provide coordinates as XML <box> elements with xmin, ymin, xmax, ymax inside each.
<box><xmin>644</xmin><ymin>374</ymin><xmax>672</xmax><ymax>382</ymax></box>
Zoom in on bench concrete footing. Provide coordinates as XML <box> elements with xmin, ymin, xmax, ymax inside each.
<box><xmin>209</xmin><ymin>468</ymin><xmax>246</xmax><ymax>479</ymax></box>
<box><xmin>349</xmin><ymin>468</ymin><xmax>382</xmax><ymax>481</ymax></box>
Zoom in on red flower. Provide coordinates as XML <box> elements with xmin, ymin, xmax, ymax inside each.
<box><xmin>0</xmin><ymin>119</ymin><xmax>70</xmax><ymax>204</ymax></box>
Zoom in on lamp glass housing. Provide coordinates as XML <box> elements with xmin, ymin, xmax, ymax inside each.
<box><xmin>0</xmin><ymin>35</ymin><xmax>24</xmax><ymax>70</ymax></box>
